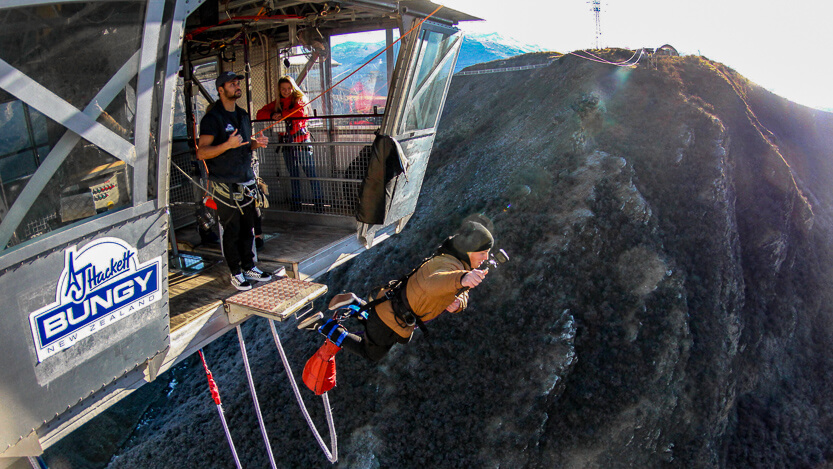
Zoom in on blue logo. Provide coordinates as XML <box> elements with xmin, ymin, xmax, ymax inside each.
<box><xmin>28</xmin><ymin>238</ymin><xmax>162</xmax><ymax>362</ymax></box>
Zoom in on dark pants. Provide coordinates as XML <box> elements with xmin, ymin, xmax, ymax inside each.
<box><xmin>283</xmin><ymin>144</ymin><xmax>322</xmax><ymax>202</ymax></box>
<box><xmin>254</xmin><ymin>208</ymin><xmax>262</xmax><ymax>237</ymax></box>
<box><xmin>215</xmin><ymin>193</ymin><xmax>257</xmax><ymax>275</ymax></box>
<box><xmin>337</xmin><ymin>308</ymin><xmax>411</xmax><ymax>362</ymax></box>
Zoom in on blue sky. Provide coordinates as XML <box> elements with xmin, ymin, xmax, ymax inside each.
<box><xmin>444</xmin><ymin>0</ymin><xmax>833</xmax><ymax>111</ymax></box>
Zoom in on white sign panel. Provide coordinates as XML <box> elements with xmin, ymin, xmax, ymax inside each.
<box><xmin>28</xmin><ymin>237</ymin><xmax>162</xmax><ymax>362</ymax></box>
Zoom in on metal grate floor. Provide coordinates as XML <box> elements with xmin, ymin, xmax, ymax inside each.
<box><xmin>225</xmin><ymin>277</ymin><xmax>327</xmax><ymax>322</ymax></box>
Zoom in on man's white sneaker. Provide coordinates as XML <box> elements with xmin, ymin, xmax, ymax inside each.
<box><xmin>243</xmin><ymin>266</ymin><xmax>271</xmax><ymax>282</ymax></box>
<box><xmin>231</xmin><ymin>273</ymin><xmax>252</xmax><ymax>291</ymax></box>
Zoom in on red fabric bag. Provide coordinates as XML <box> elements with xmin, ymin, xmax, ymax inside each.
<box><xmin>302</xmin><ymin>340</ymin><xmax>341</xmax><ymax>395</ymax></box>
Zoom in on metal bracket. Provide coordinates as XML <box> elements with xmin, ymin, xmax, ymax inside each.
<box><xmin>395</xmin><ymin>213</ymin><xmax>412</xmax><ymax>233</ymax></box>
<box><xmin>0</xmin><ymin>431</ymin><xmax>42</xmax><ymax>462</ymax></box>
<box><xmin>143</xmin><ymin>347</ymin><xmax>170</xmax><ymax>383</ymax></box>
<box><xmin>293</xmin><ymin>302</ymin><xmax>315</xmax><ymax>321</ymax></box>
<box><xmin>225</xmin><ymin>302</ymin><xmax>252</xmax><ymax>325</ymax></box>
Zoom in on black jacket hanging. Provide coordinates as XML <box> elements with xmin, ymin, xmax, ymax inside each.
<box><xmin>355</xmin><ymin>133</ymin><xmax>408</xmax><ymax>225</ymax></box>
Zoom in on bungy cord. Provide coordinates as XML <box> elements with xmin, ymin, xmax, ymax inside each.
<box><xmin>269</xmin><ymin>319</ymin><xmax>338</xmax><ymax>463</ymax></box>
<box><xmin>236</xmin><ymin>325</ymin><xmax>278</xmax><ymax>468</ymax></box>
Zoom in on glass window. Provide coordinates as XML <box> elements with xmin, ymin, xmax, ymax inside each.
<box><xmin>174</xmin><ymin>57</ymin><xmax>219</xmax><ymax>132</ymax></box>
<box><xmin>0</xmin><ymin>99</ymin><xmax>50</xmax><ymax>185</ymax></box>
<box><xmin>0</xmin><ymin>101</ymin><xmax>33</xmax><ymax>157</ymax></box>
<box><xmin>0</xmin><ymin>2</ymin><xmax>146</xmax><ymax>111</ymax></box>
<box><xmin>399</xmin><ymin>29</ymin><xmax>461</xmax><ymax>134</ymax></box>
<box><xmin>328</xmin><ymin>30</ymin><xmax>400</xmax><ymax>116</ymax></box>
<box><xmin>172</xmin><ymin>76</ymin><xmax>189</xmax><ymax>140</ymax></box>
<box><xmin>287</xmin><ymin>46</ymin><xmax>323</xmax><ymax>104</ymax></box>
<box><xmin>0</xmin><ymin>151</ymin><xmax>38</xmax><ymax>184</ymax></box>
<box><xmin>0</xmin><ymin>2</ymin><xmax>147</xmax><ymax>249</ymax></box>
<box><xmin>190</xmin><ymin>61</ymin><xmax>220</xmax><ymax>124</ymax></box>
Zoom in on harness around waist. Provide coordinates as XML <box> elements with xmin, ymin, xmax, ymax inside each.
<box><xmin>385</xmin><ymin>285</ymin><xmax>420</xmax><ymax>329</ymax></box>
<box><xmin>213</xmin><ymin>181</ymin><xmax>257</xmax><ymax>201</ymax></box>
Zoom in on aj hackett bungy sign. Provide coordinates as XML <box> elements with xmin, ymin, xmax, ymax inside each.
<box><xmin>29</xmin><ymin>238</ymin><xmax>162</xmax><ymax>362</ymax></box>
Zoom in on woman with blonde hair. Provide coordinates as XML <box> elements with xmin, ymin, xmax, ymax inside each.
<box><xmin>257</xmin><ymin>75</ymin><xmax>323</xmax><ymax>211</ymax></box>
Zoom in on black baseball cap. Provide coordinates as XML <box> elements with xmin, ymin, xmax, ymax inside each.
<box><xmin>215</xmin><ymin>71</ymin><xmax>244</xmax><ymax>89</ymax></box>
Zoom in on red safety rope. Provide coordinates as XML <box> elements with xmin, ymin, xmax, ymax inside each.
<box><xmin>256</xmin><ymin>4</ymin><xmax>445</xmax><ymax>136</ymax></box>
<box><xmin>199</xmin><ymin>350</ymin><xmax>222</xmax><ymax>405</ymax></box>
<box><xmin>198</xmin><ymin>349</ymin><xmax>243</xmax><ymax>468</ymax></box>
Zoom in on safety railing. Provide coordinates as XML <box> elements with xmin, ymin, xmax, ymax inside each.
<box><xmin>170</xmin><ymin>142</ymin><xmax>201</xmax><ymax>229</ymax></box>
<box><xmin>253</xmin><ymin>117</ymin><xmax>380</xmax><ymax>216</ymax></box>
<box><xmin>167</xmin><ymin>117</ymin><xmax>380</xmax><ymax>230</ymax></box>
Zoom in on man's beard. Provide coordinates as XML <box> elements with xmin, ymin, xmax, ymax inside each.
<box><xmin>223</xmin><ymin>89</ymin><xmax>242</xmax><ymax>100</ymax></box>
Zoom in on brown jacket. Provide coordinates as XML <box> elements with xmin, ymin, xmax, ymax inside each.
<box><xmin>375</xmin><ymin>254</ymin><xmax>471</xmax><ymax>338</ymax></box>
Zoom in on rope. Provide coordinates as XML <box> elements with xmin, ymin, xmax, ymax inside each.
<box><xmin>186</xmin><ymin>14</ymin><xmax>304</xmax><ymax>41</ymax></box>
<box><xmin>256</xmin><ymin>4</ymin><xmax>445</xmax><ymax>136</ymax></box>
<box><xmin>582</xmin><ymin>48</ymin><xmax>641</xmax><ymax>65</ymax></box>
<box><xmin>571</xmin><ymin>50</ymin><xmax>628</xmax><ymax>65</ymax></box>
<box><xmin>170</xmin><ymin>160</ymin><xmax>255</xmax><ymax>211</ymax></box>
<box><xmin>569</xmin><ymin>48</ymin><xmax>643</xmax><ymax>67</ymax></box>
<box><xmin>236</xmin><ymin>325</ymin><xmax>278</xmax><ymax>469</ymax></box>
<box><xmin>198</xmin><ymin>350</ymin><xmax>243</xmax><ymax>469</ymax></box>
<box><xmin>269</xmin><ymin>319</ymin><xmax>338</xmax><ymax>463</ymax></box>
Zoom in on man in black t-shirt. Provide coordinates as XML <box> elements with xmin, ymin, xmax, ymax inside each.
<box><xmin>197</xmin><ymin>71</ymin><xmax>282</xmax><ymax>291</ymax></box>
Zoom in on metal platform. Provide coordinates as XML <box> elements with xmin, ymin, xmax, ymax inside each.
<box><xmin>173</xmin><ymin>216</ymin><xmax>396</xmax><ymax>280</ymax></box>
<box><xmin>225</xmin><ymin>277</ymin><xmax>327</xmax><ymax>323</ymax></box>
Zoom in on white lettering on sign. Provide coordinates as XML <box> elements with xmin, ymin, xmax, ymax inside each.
<box><xmin>28</xmin><ymin>238</ymin><xmax>162</xmax><ymax>362</ymax></box>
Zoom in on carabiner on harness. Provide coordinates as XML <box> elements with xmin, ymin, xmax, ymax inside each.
<box><xmin>332</xmin><ymin>304</ymin><xmax>366</xmax><ymax>323</ymax></box>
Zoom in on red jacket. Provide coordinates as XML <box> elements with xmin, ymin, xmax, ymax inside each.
<box><xmin>256</xmin><ymin>97</ymin><xmax>309</xmax><ymax>143</ymax></box>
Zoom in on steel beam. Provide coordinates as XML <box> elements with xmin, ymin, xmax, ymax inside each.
<box><xmin>0</xmin><ymin>52</ymin><xmax>140</xmax><ymax>252</ymax></box>
<box><xmin>132</xmin><ymin>0</ymin><xmax>165</xmax><ymax>204</ymax></box>
<box><xmin>0</xmin><ymin>60</ymin><xmax>137</xmax><ymax>166</ymax></box>
<box><xmin>157</xmin><ymin>0</ymin><xmax>207</xmax><ymax>206</ymax></box>
<box><xmin>0</xmin><ymin>0</ymin><xmax>136</xmax><ymax>9</ymax></box>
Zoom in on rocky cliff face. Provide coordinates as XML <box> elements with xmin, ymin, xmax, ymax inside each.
<box><xmin>56</xmin><ymin>51</ymin><xmax>833</xmax><ymax>469</ymax></box>
<box><xmin>428</xmin><ymin>51</ymin><xmax>833</xmax><ymax>467</ymax></box>
<box><xmin>422</xmin><ymin>51</ymin><xmax>833</xmax><ymax>468</ymax></box>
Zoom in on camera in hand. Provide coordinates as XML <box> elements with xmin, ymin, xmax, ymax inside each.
<box><xmin>480</xmin><ymin>248</ymin><xmax>509</xmax><ymax>270</ymax></box>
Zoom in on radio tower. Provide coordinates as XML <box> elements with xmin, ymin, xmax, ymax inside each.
<box><xmin>590</xmin><ymin>0</ymin><xmax>602</xmax><ymax>49</ymax></box>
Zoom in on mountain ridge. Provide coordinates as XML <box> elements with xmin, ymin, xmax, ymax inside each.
<box><xmin>46</xmin><ymin>50</ymin><xmax>833</xmax><ymax>468</ymax></box>
<box><xmin>331</xmin><ymin>31</ymin><xmax>546</xmax><ymax>74</ymax></box>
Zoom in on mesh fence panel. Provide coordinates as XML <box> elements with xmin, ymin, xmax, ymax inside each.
<box><xmin>254</xmin><ymin>119</ymin><xmax>378</xmax><ymax>215</ymax></box>
<box><xmin>169</xmin><ymin>149</ymin><xmax>199</xmax><ymax>228</ymax></box>
<box><xmin>169</xmin><ymin>41</ymin><xmax>385</xmax><ymax>227</ymax></box>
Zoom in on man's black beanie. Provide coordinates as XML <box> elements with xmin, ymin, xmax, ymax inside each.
<box><xmin>451</xmin><ymin>221</ymin><xmax>494</xmax><ymax>253</ymax></box>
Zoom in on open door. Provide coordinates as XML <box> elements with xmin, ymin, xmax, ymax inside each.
<box><xmin>356</xmin><ymin>16</ymin><xmax>463</xmax><ymax>246</ymax></box>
